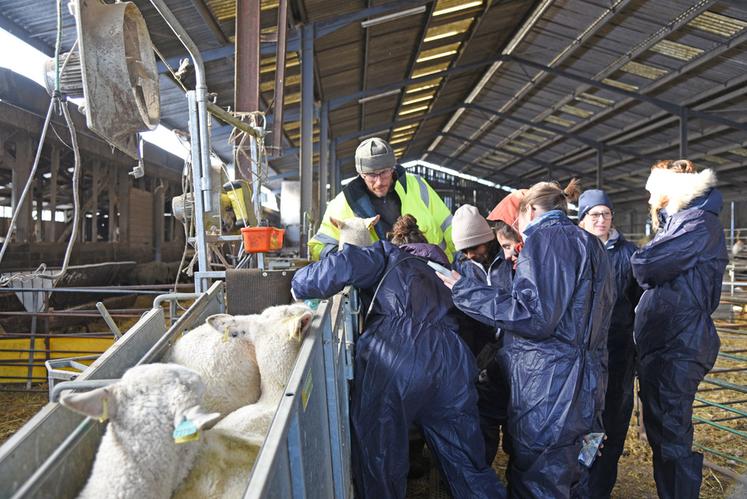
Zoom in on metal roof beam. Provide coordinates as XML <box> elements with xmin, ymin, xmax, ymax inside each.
<box><xmin>0</xmin><ymin>13</ymin><xmax>53</xmax><ymax>56</ymax></box>
<box><xmin>156</xmin><ymin>33</ymin><xmax>300</xmax><ymax>74</ymax></box>
<box><xmin>314</xmin><ymin>0</ymin><xmax>434</xmax><ymax>39</ymax></box>
<box><xmin>333</xmin><ymin>104</ymin><xmax>464</xmax><ymax>144</ymax></box>
<box><xmin>506</xmin><ymin>55</ymin><xmax>747</xmax><ymax>133</ymax></box>
<box><xmin>439</xmin><ymin>131</ymin><xmax>634</xmax><ymax>191</ymax></box>
<box><xmin>494</xmin><ymin>27</ymin><xmax>747</xmax><ymax>177</ymax></box>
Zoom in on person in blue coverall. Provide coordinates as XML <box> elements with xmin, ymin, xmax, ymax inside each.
<box><xmin>291</xmin><ymin>215</ymin><xmax>506</xmax><ymax>499</ymax></box>
<box><xmin>450</xmin><ymin>204</ymin><xmax>514</xmax><ymax>466</ymax></box>
<box><xmin>577</xmin><ymin>189</ymin><xmax>642</xmax><ymax>498</ymax></box>
<box><xmin>438</xmin><ymin>180</ymin><xmax>615</xmax><ymax>498</ymax></box>
<box><xmin>632</xmin><ymin>160</ymin><xmax>728</xmax><ymax>499</ymax></box>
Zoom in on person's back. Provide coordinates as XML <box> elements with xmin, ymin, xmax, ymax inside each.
<box><xmin>292</xmin><ymin>236</ymin><xmax>505</xmax><ymax>499</ymax></box>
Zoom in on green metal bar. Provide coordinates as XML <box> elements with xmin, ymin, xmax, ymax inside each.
<box><xmin>702</xmin><ymin>377</ymin><xmax>747</xmax><ymax>395</ymax></box>
<box><xmin>691</xmin><ymin>414</ymin><xmax>747</xmax><ymax>439</ymax></box>
<box><xmin>693</xmin><ymin>443</ymin><xmax>747</xmax><ymax>466</ymax></box>
<box><xmin>695</xmin><ymin>397</ymin><xmax>747</xmax><ymax>418</ymax></box>
<box><xmin>718</xmin><ymin>351</ymin><xmax>747</xmax><ymax>362</ymax></box>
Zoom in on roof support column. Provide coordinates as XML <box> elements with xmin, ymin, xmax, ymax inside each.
<box><xmin>300</xmin><ymin>23</ymin><xmax>315</xmax><ymax>257</ymax></box>
<box><xmin>330</xmin><ymin>144</ymin><xmax>339</xmax><ymax>198</ymax></box>
<box><xmin>235</xmin><ymin>0</ymin><xmax>261</xmax><ymax>180</ymax></box>
<box><xmin>596</xmin><ymin>145</ymin><xmax>603</xmax><ymax>189</ymax></box>
<box><xmin>272</xmin><ymin>0</ymin><xmax>289</xmax><ymax>155</ymax></box>
<box><xmin>319</xmin><ymin>101</ymin><xmax>329</xmax><ymax>216</ymax></box>
<box><xmin>679</xmin><ymin>108</ymin><xmax>688</xmax><ymax>159</ymax></box>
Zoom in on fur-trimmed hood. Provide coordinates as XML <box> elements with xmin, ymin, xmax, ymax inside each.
<box><xmin>645</xmin><ymin>168</ymin><xmax>718</xmax><ymax>215</ymax></box>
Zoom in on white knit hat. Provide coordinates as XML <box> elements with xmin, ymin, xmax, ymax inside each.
<box><xmin>452</xmin><ymin>205</ymin><xmax>494</xmax><ymax>251</ymax></box>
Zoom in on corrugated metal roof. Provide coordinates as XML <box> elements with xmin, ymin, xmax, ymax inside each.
<box><xmin>1</xmin><ymin>0</ymin><xmax>745</xmax><ymax>206</ymax></box>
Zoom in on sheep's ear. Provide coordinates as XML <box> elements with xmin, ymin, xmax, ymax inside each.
<box><xmin>291</xmin><ymin>311</ymin><xmax>314</xmax><ymax>340</ymax></box>
<box><xmin>206</xmin><ymin>314</ymin><xmax>233</xmax><ymax>333</ymax></box>
<box><xmin>365</xmin><ymin>214</ymin><xmax>380</xmax><ymax>229</ymax></box>
<box><xmin>176</xmin><ymin>404</ymin><xmax>222</xmax><ymax>430</ymax></box>
<box><xmin>330</xmin><ymin>217</ymin><xmax>345</xmax><ymax>230</ymax></box>
<box><xmin>60</xmin><ymin>387</ymin><xmax>116</xmax><ymax>421</ymax></box>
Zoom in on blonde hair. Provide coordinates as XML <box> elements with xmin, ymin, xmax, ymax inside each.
<box><xmin>520</xmin><ymin>179</ymin><xmax>581</xmax><ymax>215</ymax></box>
<box><xmin>649</xmin><ymin>159</ymin><xmax>699</xmax><ymax>231</ymax></box>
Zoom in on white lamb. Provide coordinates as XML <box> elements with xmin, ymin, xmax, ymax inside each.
<box><xmin>174</xmin><ymin>303</ymin><xmax>314</xmax><ymax>499</ymax></box>
<box><xmin>59</xmin><ymin>363</ymin><xmax>221</xmax><ymax>499</ymax></box>
<box><xmin>165</xmin><ymin>314</ymin><xmax>261</xmax><ymax>414</ymax></box>
<box><xmin>330</xmin><ymin>214</ymin><xmax>379</xmax><ymax>249</ymax></box>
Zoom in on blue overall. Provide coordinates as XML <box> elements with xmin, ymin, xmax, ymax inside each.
<box><xmin>292</xmin><ymin>241</ymin><xmax>506</xmax><ymax>499</ymax></box>
<box><xmin>631</xmin><ymin>188</ymin><xmax>728</xmax><ymax>499</ymax></box>
<box><xmin>451</xmin><ymin>211</ymin><xmax>615</xmax><ymax>498</ymax></box>
<box><xmin>588</xmin><ymin>229</ymin><xmax>641</xmax><ymax>498</ymax></box>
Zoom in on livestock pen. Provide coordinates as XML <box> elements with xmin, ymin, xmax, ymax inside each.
<box><xmin>0</xmin><ymin>279</ymin><xmax>359</xmax><ymax>499</ymax></box>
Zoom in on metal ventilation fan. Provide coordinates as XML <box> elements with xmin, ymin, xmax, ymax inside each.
<box><xmin>45</xmin><ymin>0</ymin><xmax>160</xmax><ymax>159</ymax></box>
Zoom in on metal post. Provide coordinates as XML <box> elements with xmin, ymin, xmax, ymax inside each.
<box><xmin>187</xmin><ymin>91</ymin><xmax>209</xmax><ymax>293</ymax></box>
<box><xmin>272</xmin><ymin>0</ymin><xmax>289</xmax><ymax>155</ymax></box>
<box><xmin>300</xmin><ymin>24</ymin><xmax>315</xmax><ymax>256</ymax></box>
<box><xmin>235</xmin><ymin>0</ymin><xmax>260</xmax><ymax>113</ymax></box>
<box><xmin>731</xmin><ymin>201</ymin><xmax>736</xmax><ymax>247</ymax></box>
<box><xmin>319</xmin><ymin>102</ymin><xmax>329</xmax><ymax>216</ymax></box>
<box><xmin>330</xmin><ymin>146</ymin><xmax>338</xmax><ymax>198</ymax></box>
<box><xmin>680</xmin><ymin>108</ymin><xmax>688</xmax><ymax>158</ymax></box>
<box><xmin>596</xmin><ymin>145</ymin><xmax>603</xmax><ymax>189</ymax></box>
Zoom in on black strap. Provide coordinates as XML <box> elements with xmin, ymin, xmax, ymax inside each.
<box><xmin>364</xmin><ymin>256</ymin><xmax>423</xmax><ymax>322</ymax></box>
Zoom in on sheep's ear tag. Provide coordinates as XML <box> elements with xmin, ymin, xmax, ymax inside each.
<box><xmin>173</xmin><ymin>417</ymin><xmax>200</xmax><ymax>444</ymax></box>
<box><xmin>222</xmin><ymin>327</ymin><xmax>229</xmax><ymax>343</ymax></box>
<box><xmin>98</xmin><ymin>398</ymin><xmax>109</xmax><ymax>423</ymax></box>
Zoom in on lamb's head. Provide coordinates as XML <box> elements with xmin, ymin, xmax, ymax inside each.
<box><xmin>205</xmin><ymin>313</ymin><xmax>259</xmax><ymax>341</ymax></box>
<box><xmin>59</xmin><ymin>363</ymin><xmax>221</xmax><ymax>437</ymax></box>
<box><xmin>331</xmin><ymin>215</ymin><xmax>379</xmax><ymax>249</ymax></box>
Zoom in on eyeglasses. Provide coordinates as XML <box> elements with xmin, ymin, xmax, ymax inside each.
<box><xmin>360</xmin><ymin>169</ymin><xmax>393</xmax><ymax>181</ymax></box>
<box><xmin>587</xmin><ymin>211</ymin><xmax>613</xmax><ymax>221</ymax></box>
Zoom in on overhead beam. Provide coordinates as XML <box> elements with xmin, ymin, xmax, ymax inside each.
<box><xmin>314</xmin><ymin>0</ymin><xmax>433</xmax><ymax>39</ymax></box>
<box><xmin>506</xmin><ymin>55</ymin><xmax>747</xmax><ymax>133</ymax></box>
<box><xmin>0</xmin><ymin>14</ymin><xmax>53</xmax><ymax>56</ymax></box>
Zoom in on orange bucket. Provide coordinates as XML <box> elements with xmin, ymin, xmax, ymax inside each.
<box><xmin>241</xmin><ymin>227</ymin><xmax>285</xmax><ymax>253</ymax></box>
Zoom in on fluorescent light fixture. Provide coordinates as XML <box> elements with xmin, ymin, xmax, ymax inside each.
<box><xmin>402</xmin><ymin>93</ymin><xmax>434</xmax><ymax>106</ymax></box>
<box><xmin>433</xmin><ymin>1</ymin><xmax>482</xmax><ymax>17</ymax></box>
<box><xmin>399</xmin><ymin>105</ymin><xmax>429</xmax><ymax>116</ymax></box>
<box><xmin>361</xmin><ymin>6</ymin><xmax>426</xmax><ymax>28</ymax></box>
<box><xmin>417</xmin><ymin>49</ymin><xmax>457</xmax><ymax>63</ymax></box>
<box><xmin>358</xmin><ymin>88</ymin><xmax>400</xmax><ymax>104</ymax></box>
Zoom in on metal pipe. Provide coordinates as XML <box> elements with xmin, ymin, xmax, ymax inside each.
<box><xmin>319</xmin><ymin>102</ymin><xmax>329</xmax><ymax>216</ymax></box>
<box><xmin>679</xmin><ymin>108</ymin><xmax>688</xmax><ymax>158</ymax></box>
<box><xmin>95</xmin><ymin>302</ymin><xmax>122</xmax><ymax>339</ymax></box>
<box><xmin>153</xmin><ymin>292</ymin><xmax>201</xmax><ymax>309</ymax></box>
<box><xmin>272</xmin><ymin>0</ymin><xmax>289</xmax><ymax>155</ymax></box>
<box><xmin>50</xmin><ymin>378</ymin><xmax>119</xmax><ymax>403</ymax></box>
<box><xmin>188</xmin><ymin>92</ymin><xmax>209</xmax><ymax>293</ymax></box>
<box><xmin>300</xmin><ymin>24</ymin><xmax>315</xmax><ymax>256</ymax></box>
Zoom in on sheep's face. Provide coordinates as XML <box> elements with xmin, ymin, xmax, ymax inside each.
<box><xmin>205</xmin><ymin>314</ymin><xmax>259</xmax><ymax>341</ymax></box>
<box><xmin>331</xmin><ymin>215</ymin><xmax>379</xmax><ymax>249</ymax></box>
<box><xmin>60</xmin><ymin>363</ymin><xmax>220</xmax><ymax>435</ymax></box>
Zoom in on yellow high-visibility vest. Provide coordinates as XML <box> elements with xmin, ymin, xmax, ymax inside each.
<box><xmin>309</xmin><ymin>167</ymin><xmax>454</xmax><ymax>261</ymax></box>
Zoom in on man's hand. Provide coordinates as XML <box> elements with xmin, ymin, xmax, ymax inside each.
<box><xmin>436</xmin><ymin>270</ymin><xmax>462</xmax><ymax>290</ymax></box>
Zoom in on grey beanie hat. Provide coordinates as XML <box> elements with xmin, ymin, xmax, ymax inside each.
<box><xmin>452</xmin><ymin>204</ymin><xmax>495</xmax><ymax>251</ymax></box>
<box><xmin>355</xmin><ymin>138</ymin><xmax>396</xmax><ymax>173</ymax></box>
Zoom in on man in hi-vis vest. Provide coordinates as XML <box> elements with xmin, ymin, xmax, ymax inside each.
<box><xmin>309</xmin><ymin>138</ymin><xmax>454</xmax><ymax>260</ymax></box>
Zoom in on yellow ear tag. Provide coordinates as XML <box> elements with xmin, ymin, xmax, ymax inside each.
<box><xmin>98</xmin><ymin>398</ymin><xmax>109</xmax><ymax>423</ymax></box>
<box><xmin>173</xmin><ymin>418</ymin><xmax>200</xmax><ymax>444</ymax></box>
<box><xmin>222</xmin><ymin>327</ymin><xmax>229</xmax><ymax>343</ymax></box>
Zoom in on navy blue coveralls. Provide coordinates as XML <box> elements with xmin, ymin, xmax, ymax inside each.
<box><xmin>631</xmin><ymin>188</ymin><xmax>728</xmax><ymax>499</ymax></box>
<box><xmin>451</xmin><ymin>211</ymin><xmax>615</xmax><ymax>498</ymax></box>
<box><xmin>453</xmin><ymin>251</ymin><xmax>514</xmax><ymax>465</ymax></box>
<box><xmin>588</xmin><ymin>229</ymin><xmax>642</xmax><ymax>498</ymax></box>
<box><xmin>292</xmin><ymin>241</ymin><xmax>506</xmax><ymax>499</ymax></box>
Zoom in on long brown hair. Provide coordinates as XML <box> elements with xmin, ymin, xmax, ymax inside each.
<box><xmin>519</xmin><ymin>179</ymin><xmax>581</xmax><ymax>215</ymax></box>
<box><xmin>649</xmin><ymin>159</ymin><xmax>699</xmax><ymax>231</ymax></box>
<box><xmin>388</xmin><ymin>214</ymin><xmax>428</xmax><ymax>245</ymax></box>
